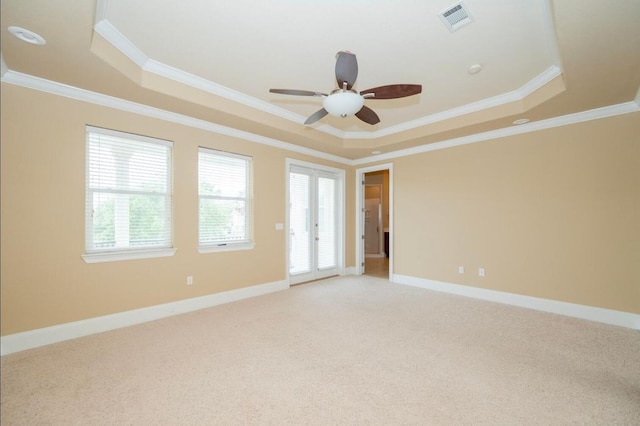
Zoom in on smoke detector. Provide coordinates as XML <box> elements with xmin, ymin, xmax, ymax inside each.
<box><xmin>439</xmin><ymin>2</ymin><xmax>474</xmax><ymax>32</ymax></box>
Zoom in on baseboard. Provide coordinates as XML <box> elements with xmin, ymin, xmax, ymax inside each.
<box><xmin>392</xmin><ymin>274</ymin><xmax>640</xmax><ymax>330</ymax></box>
<box><xmin>343</xmin><ymin>266</ymin><xmax>358</xmax><ymax>275</ymax></box>
<box><xmin>1</xmin><ymin>279</ymin><xmax>289</xmax><ymax>356</ymax></box>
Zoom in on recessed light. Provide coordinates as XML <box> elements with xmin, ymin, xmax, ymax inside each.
<box><xmin>513</xmin><ymin>118</ymin><xmax>530</xmax><ymax>125</ymax></box>
<box><xmin>468</xmin><ymin>64</ymin><xmax>482</xmax><ymax>74</ymax></box>
<box><xmin>372</xmin><ymin>151</ymin><xmax>381</xmax><ymax>155</ymax></box>
<box><xmin>8</xmin><ymin>26</ymin><xmax>46</xmax><ymax>45</ymax></box>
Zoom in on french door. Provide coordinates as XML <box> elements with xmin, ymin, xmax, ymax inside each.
<box><xmin>288</xmin><ymin>162</ymin><xmax>343</xmax><ymax>285</ymax></box>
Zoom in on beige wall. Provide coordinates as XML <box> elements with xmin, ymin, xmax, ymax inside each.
<box><xmin>2</xmin><ymin>82</ymin><xmax>638</xmax><ymax>337</ymax></box>
<box><xmin>391</xmin><ymin>113</ymin><xmax>640</xmax><ymax>314</ymax></box>
<box><xmin>0</xmin><ymin>84</ymin><xmax>354</xmax><ymax>335</ymax></box>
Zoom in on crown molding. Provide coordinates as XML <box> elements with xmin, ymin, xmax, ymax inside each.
<box><xmin>2</xmin><ymin>70</ymin><xmax>637</xmax><ymax>167</ymax></box>
<box><xmin>346</xmin><ymin>66</ymin><xmax>562</xmax><ymax>140</ymax></box>
<box><xmin>0</xmin><ymin>53</ymin><xmax>8</xmax><ymax>79</ymax></box>
<box><xmin>93</xmin><ymin>17</ymin><xmax>148</xmax><ymax>68</ymax></box>
<box><xmin>92</xmin><ymin>18</ymin><xmax>313</xmax><ymax>123</ymax></box>
<box><xmin>0</xmin><ymin>70</ymin><xmax>351</xmax><ymax>165</ymax></box>
<box><xmin>92</xmin><ymin>0</ymin><xmax>563</xmax><ymax>141</ymax></box>
<box><xmin>352</xmin><ymin>101</ymin><xmax>640</xmax><ymax>165</ymax></box>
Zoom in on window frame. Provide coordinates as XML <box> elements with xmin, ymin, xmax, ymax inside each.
<box><xmin>197</xmin><ymin>147</ymin><xmax>254</xmax><ymax>253</ymax></box>
<box><xmin>82</xmin><ymin>126</ymin><xmax>176</xmax><ymax>263</ymax></box>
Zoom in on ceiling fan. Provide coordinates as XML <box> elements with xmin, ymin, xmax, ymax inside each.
<box><xmin>269</xmin><ymin>51</ymin><xmax>422</xmax><ymax>125</ymax></box>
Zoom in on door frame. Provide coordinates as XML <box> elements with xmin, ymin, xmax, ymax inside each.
<box><xmin>285</xmin><ymin>158</ymin><xmax>345</xmax><ymax>286</ymax></box>
<box><xmin>356</xmin><ymin>163</ymin><xmax>393</xmax><ymax>278</ymax></box>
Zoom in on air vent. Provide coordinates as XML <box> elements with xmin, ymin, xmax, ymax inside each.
<box><xmin>439</xmin><ymin>2</ymin><xmax>473</xmax><ymax>32</ymax></box>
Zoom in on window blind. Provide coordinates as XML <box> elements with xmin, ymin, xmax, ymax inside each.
<box><xmin>198</xmin><ymin>148</ymin><xmax>253</xmax><ymax>246</ymax></box>
<box><xmin>85</xmin><ymin>126</ymin><xmax>173</xmax><ymax>253</ymax></box>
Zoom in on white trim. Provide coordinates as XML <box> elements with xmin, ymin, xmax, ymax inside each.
<box><xmin>2</xmin><ymin>71</ymin><xmax>638</xmax><ymax>167</ymax></box>
<box><xmin>0</xmin><ymin>53</ymin><xmax>8</xmax><ymax>79</ymax></box>
<box><xmin>198</xmin><ymin>243</ymin><xmax>255</xmax><ymax>254</ymax></box>
<box><xmin>0</xmin><ymin>279</ymin><xmax>289</xmax><ymax>356</ymax></box>
<box><xmin>144</xmin><ymin>59</ymin><xmax>308</xmax><ymax>124</ymax></box>
<box><xmin>93</xmin><ymin>19</ymin><xmax>148</xmax><ymax>68</ymax></box>
<box><xmin>0</xmin><ymin>70</ymin><xmax>350</xmax><ymax>165</ymax></box>
<box><xmin>82</xmin><ymin>248</ymin><xmax>176</xmax><ymax>263</ymax></box>
<box><xmin>93</xmin><ymin>9</ymin><xmax>564</xmax><ymax>141</ymax></box>
<box><xmin>540</xmin><ymin>0</ymin><xmax>564</xmax><ymax>71</ymax></box>
<box><xmin>345</xmin><ymin>66</ymin><xmax>562</xmax><ymax>140</ymax></box>
<box><xmin>87</xmin><ymin>125</ymin><xmax>173</xmax><ymax>146</ymax></box>
<box><xmin>355</xmin><ymin>164</ymin><xmax>394</xmax><ymax>278</ymax></box>
<box><xmin>285</xmin><ymin>158</ymin><xmax>346</xmax><ymax>285</ymax></box>
<box><xmin>352</xmin><ymin>101</ymin><xmax>640</xmax><ymax>165</ymax></box>
<box><xmin>393</xmin><ymin>274</ymin><xmax>640</xmax><ymax>330</ymax></box>
<box><xmin>343</xmin><ymin>266</ymin><xmax>358</xmax><ymax>276</ymax></box>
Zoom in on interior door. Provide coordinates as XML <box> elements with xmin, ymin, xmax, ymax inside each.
<box><xmin>289</xmin><ymin>165</ymin><xmax>341</xmax><ymax>285</ymax></box>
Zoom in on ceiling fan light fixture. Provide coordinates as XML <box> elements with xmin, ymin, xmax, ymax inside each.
<box><xmin>323</xmin><ymin>91</ymin><xmax>364</xmax><ymax>117</ymax></box>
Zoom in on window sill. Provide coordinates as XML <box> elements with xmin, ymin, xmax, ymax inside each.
<box><xmin>198</xmin><ymin>242</ymin><xmax>255</xmax><ymax>254</ymax></box>
<box><xmin>82</xmin><ymin>248</ymin><xmax>177</xmax><ymax>263</ymax></box>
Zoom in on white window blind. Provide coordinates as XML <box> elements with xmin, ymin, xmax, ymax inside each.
<box><xmin>198</xmin><ymin>148</ymin><xmax>253</xmax><ymax>248</ymax></box>
<box><xmin>85</xmin><ymin>126</ymin><xmax>173</xmax><ymax>255</ymax></box>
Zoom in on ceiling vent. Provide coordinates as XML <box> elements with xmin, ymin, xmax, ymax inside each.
<box><xmin>439</xmin><ymin>2</ymin><xmax>473</xmax><ymax>32</ymax></box>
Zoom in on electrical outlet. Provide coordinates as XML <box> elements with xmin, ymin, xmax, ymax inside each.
<box><xmin>187</xmin><ymin>275</ymin><xmax>194</xmax><ymax>285</ymax></box>
<box><xmin>478</xmin><ymin>268</ymin><xmax>485</xmax><ymax>277</ymax></box>
<box><xmin>458</xmin><ymin>266</ymin><xmax>465</xmax><ymax>274</ymax></box>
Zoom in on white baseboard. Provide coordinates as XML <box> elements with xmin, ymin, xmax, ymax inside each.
<box><xmin>343</xmin><ymin>266</ymin><xmax>358</xmax><ymax>275</ymax></box>
<box><xmin>1</xmin><ymin>279</ymin><xmax>289</xmax><ymax>356</ymax></box>
<box><xmin>393</xmin><ymin>274</ymin><xmax>640</xmax><ymax>330</ymax></box>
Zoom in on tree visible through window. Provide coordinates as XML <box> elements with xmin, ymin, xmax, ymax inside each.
<box><xmin>198</xmin><ymin>148</ymin><xmax>252</xmax><ymax>247</ymax></box>
<box><xmin>85</xmin><ymin>126</ymin><xmax>173</xmax><ymax>254</ymax></box>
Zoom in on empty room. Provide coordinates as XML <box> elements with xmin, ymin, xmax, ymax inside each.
<box><xmin>1</xmin><ymin>0</ymin><xmax>639</xmax><ymax>424</ymax></box>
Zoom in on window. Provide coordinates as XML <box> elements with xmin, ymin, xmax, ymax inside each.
<box><xmin>83</xmin><ymin>126</ymin><xmax>174</xmax><ymax>263</ymax></box>
<box><xmin>198</xmin><ymin>148</ymin><xmax>253</xmax><ymax>252</ymax></box>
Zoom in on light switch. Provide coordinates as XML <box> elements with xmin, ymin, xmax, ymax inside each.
<box><xmin>275</xmin><ymin>223</ymin><xmax>284</xmax><ymax>230</ymax></box>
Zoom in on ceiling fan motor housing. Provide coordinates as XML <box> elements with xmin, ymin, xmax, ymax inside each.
<box><xmin>323</xmin><ymin>90</ymin><xmax>364</xmax><ymax>117</ymax></box>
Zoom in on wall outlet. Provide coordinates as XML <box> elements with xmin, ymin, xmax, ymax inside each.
<box><xmin>187</xmin><ymin>275</ymin><xmax>194</xmax><ymax>285</ymax></box>
<box><xmin>478</xmin><ymin>268</ymin><xmax>485</xmax><ymax>277</ymax></box>
<box><xmin>458</xmin><ymin>266</ymin><xmax>465</xmax><ymax>274</ymax></box>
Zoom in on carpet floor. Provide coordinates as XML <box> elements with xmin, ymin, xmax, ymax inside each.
<box><xmin>2</xmin><ymin>276</ymin><xmax>639</xmax><ymax>425</ymax></box>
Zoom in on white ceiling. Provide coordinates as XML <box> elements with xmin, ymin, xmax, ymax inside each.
<box><xmin>1</xmin><ymin>0</ymin><xmax>639</xmax><ymax>161</ymax></box>
<box><xmin>101</xmin><ymin>0</ymin><xmax>559</xmax><ymax>133</ymax></box>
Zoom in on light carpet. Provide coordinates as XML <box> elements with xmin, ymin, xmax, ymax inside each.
<box><xmin>2</xmin><ymin>276</ymin><xmax>639</xmax><ymax>425</ymax></box>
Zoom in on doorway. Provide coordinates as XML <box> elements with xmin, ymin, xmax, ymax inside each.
<box><xmin>287</xmin><ymin>160</ymin><xmax>344</xmax><ymax>285</ymax></box>
<box><xmin>364</xmin><ymin>184</ymin><xmax>384</xmax><ymax>257</ymax></box>
<box><xmin>356</xmin><ymin>164</ymin><xmax>392</xmax><ymax>279</ymax></box>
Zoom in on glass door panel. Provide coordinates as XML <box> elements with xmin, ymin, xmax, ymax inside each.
<box><xmin>289</xmin><ymin>171</ymin><xmax>311</xmax><ymax>276</ymax></box>
<box><xmin>288</xmin><ymin>165</ymin><xmax>341</xmax><ymax>284</ymax></box>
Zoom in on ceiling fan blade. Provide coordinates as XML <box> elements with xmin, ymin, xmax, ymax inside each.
<box><xmin>269</xmin><ymin>89</ymin><xmax>327</xmax><ymax>97</ymax></box>
<box><xmin>304</xmin><ymin>108</ymin><xmax>329</xmax><ymax>125</ymax></box>
<box><xmin>355</xmin><ymin>105</ymin><xmax>380</xmax><ymax>125</ymax></box>
<box><xmin>360</xmin><ymin>84</ymin><xmax>422</xmax><ymax>99</ymax></box>
<box><xmin>335</xmin><ymin>51</ymin><xmax>358</xmax><ymax>90</ymax></box>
